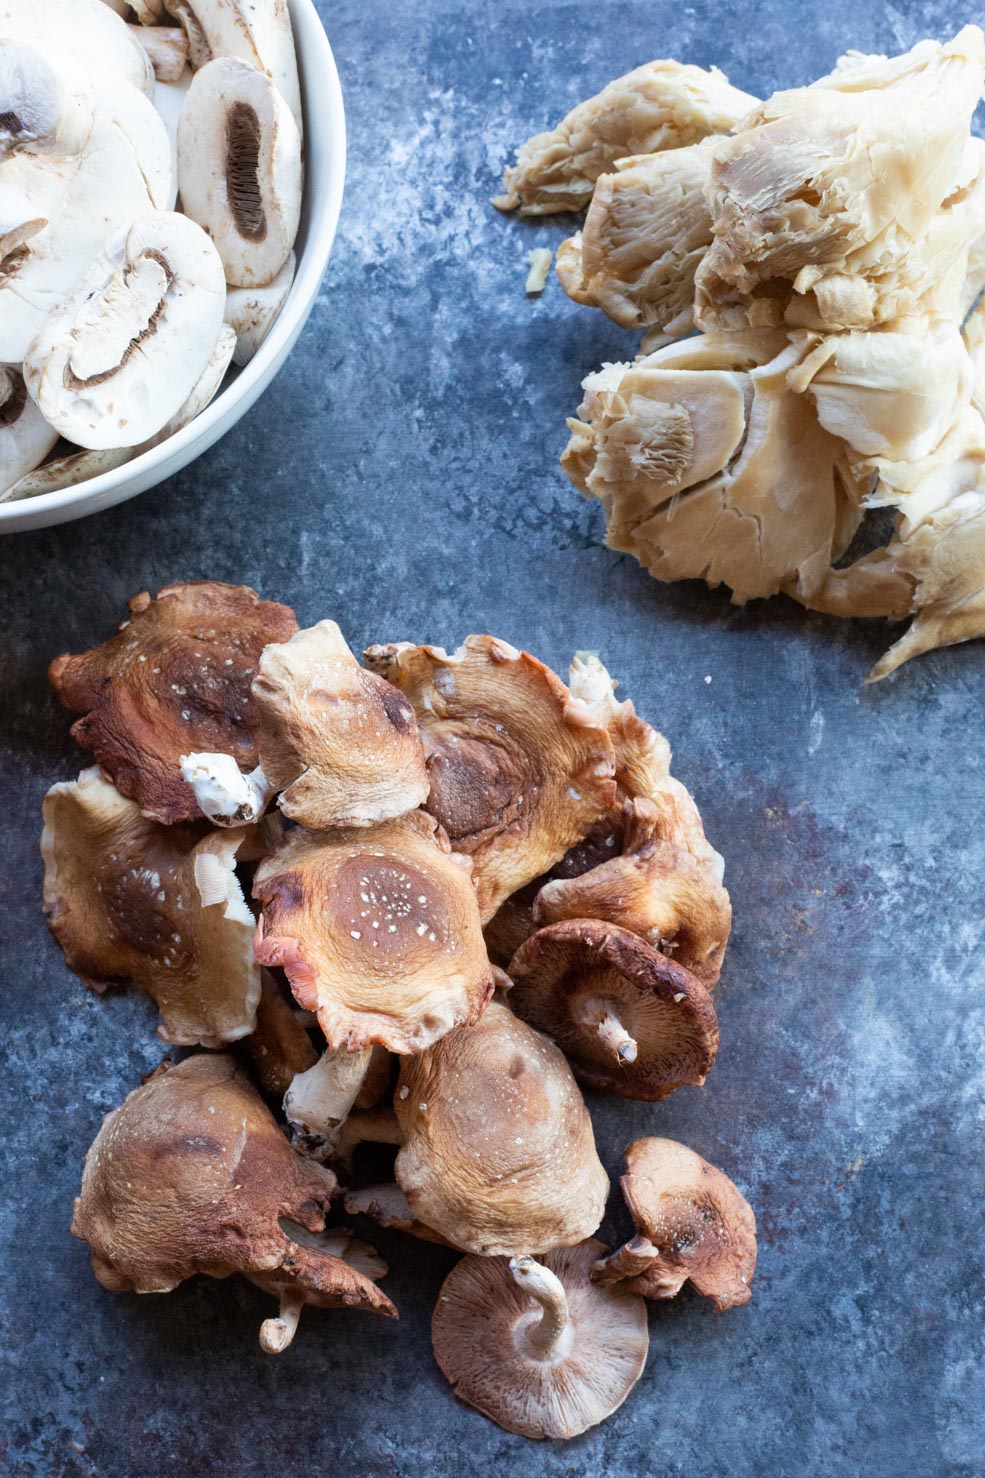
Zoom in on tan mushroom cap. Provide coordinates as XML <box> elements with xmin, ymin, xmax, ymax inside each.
<box><xmin>253</xmin><ymin>620</ymin><xmax>429</xmax><ymax>829</ymax></box>
<box><xmin>432</xmin><ymin>1240</ymin><xmax>648</xmax><ymax>1440</ymax></box>
<box><xmin>508</xmin><ymin>920</ymin><xmax>719</xmax><ymax>1101</ymax></box>
<box><xmin>49</xmin><ymin>582</ymin><xmax>298</xmax><ymax>824</ymax></box>
<box><xmin>364</xmin><ymin>636</ymin><xmax>617</xmax><ymax>923</ymax></box>
<box><xmin>592</xmin><ymin>1137</ymin><xmax>757</xmax><ymax>1311</ymax></box>
<box><xmin>71</xmin><ymin>1054</ymin><xmax>396</xmax><ymax>1349</ymax></box>
<box><xmin>393</xmin><ymin>996</ymin><xmax>609</xmax><ymax>1255</ymax></box>
<box><xmin>238</xmin><ymin>969</ymin><xmax>317</xmax><ymax>1098</ymax></box>
<box><xmin>253</xmin><ymin>811</ymin><xmax>495</xmax><ymax>1054</ymax></box>
<box><xmin>42</xmin><ymin>768</ymin><xmax>260</xmax><ymax>1048</ymax></box>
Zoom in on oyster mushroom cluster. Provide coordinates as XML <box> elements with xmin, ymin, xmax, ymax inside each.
<box><xmin>0</xmin><ymin>0</ymin><xmax>304</xmax><ymax>504</ymax></box>
<box><xmin>45</xmin><ymin>581</ymin><xmax>756</xmax><ymax>1441</ymax></box>
<box><xmin>498</xmin><ymin>28</ymin><xmax>985</xmax><ymax>679</ymax></box>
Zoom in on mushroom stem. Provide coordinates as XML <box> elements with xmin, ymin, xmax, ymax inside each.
<box><xmin>180</xmin><ymin>752</ymin><xmax>272</xmax><ymax>826</ymax></box>
<box><xmin>577</xmin><ymin>996</ymin><xmax>638</xmax><ymax>1064</ymax></box>
<box><xmin>591</xmin><ymin>1235</ymin><xmax>659</xmax><ymax>1287</ymax></box>
<box><xmin>509</xmin><ymin>1255</ymin><xmax>574</xmax><ymax>1361</ymax></box>
<box><xmin>258</xmin><ymin>1295</ymin><xmax>304</xmax><ymax>1354</ymax></box>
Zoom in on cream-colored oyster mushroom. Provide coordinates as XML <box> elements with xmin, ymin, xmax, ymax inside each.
<box><xmin>494</xmin><ymin>58</ymin><xmax>757</xmax><ymax>215</ymax></box>
<box><xmin>224</xmin><ymin>253</ymin><xmax>294</xmax><ymax>364</ymax></box>
<box><xmin>178</xmin><ymin>56</ymin><xmax>302</xmax><ymax>288</ymax></box>
<box><xmin>24</xmin><ymin>211</ymin><xmax>226</xmax><ymax>450</ymax></box>
<box><xmin>42</xmin><ymin>767</ymin><xmax>261</xmax><ymax>1046</ymax></box>
<box><xmin>591</xmin><ymin>1137</ymin><xmax>757</xmax><ymax>1311</ymax></box>
<box><xmin>393</xmin><ymin>996</ymin><xmax>609</xmax><ymax>1255</ymax></box>
<box><xmin>284</xmin><ymin>1046</ymin><xmax>375</xmax><ymax>1144</ymax></box>
<box><xmin>432</xmin><ymin>1241</ymin><xmax>648</xmax><ymax>1440</ymax></box>
<box><xmin>253</xmin><ymin>621</ymin><xmax>429</xmax><ymax>829</ymax></box>
<box><xmin>0</xmin><ymin>366</ymin><xmax>58</xmax><ymax>498</ymax></box>
<box><xmin>168</xmin><ymin>0</ymin><xmax>302</xmax><ymax>134</ymax></box>
<box><xmin>71</xmin><ymin>1054</ymin><xmax>396</xmax><ymax>1352</ymax></box>
<box><xmin>0</xmin><ymin>0</ymin><xmax>153</xmax><ymax>93</ymax></box>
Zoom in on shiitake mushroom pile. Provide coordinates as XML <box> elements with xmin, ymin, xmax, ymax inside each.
<box><xmin>43</xmin><ymin>581</ymin><xmax>758</xmax><ymax>1443</ymax></box>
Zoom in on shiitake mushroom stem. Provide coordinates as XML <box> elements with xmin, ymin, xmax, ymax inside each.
<box><xmin>259</xmin><ymin>1296</ymin><xmax>304</xmax><ymax>1354</ymax></box>
<box><xmin>591</xmin><ymin>1236</ymin><xmax>657</xmax><ymax>1286</ymax></box>
<box><xmin>509</xmin><ymin>1256</ymin><xmax>574</xmax><ymax>1361</ymax></box>
<box><xmin>577</xmin><ymin>997</ymin><xmax>638</xmax><ymax>1064</ymax></box>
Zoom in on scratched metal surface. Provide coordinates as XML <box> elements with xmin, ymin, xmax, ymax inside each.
<box><xmin>1</xmin><ymin>2</ymin><xmax>983</xmax><ymax>1474</ymax></box>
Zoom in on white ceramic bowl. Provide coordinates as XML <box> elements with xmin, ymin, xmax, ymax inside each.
<box><xmin>0</xmin><ymin>0</ymin><xmax>345</xmax><ymax>534</ymax></box>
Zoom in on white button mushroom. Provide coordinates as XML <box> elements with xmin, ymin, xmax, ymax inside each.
<box><xmin>0</xmin><ymin>366</ymin><xmax>58</xmax><ymax>499</ymax></box>
<box><xmin>224</xmin><ymin>252</ymin><xmax>295</xmax><ymax>364</ymax></box>
<box><xmin>0</xmin><ymin>0</ymin><xmax>154</xmax><ymax>94</ymax></box>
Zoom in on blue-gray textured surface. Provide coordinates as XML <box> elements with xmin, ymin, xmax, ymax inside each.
<box><xmin>1</xmin><ymin>2</ymin><xmax>984</xmax><ymax>1475</ymax></box>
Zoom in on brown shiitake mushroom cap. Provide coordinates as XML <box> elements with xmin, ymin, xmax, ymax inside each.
<box><xmin>591</xmin><ymin>1137</ymin><xmax>757</xmax><ymax>1311</ymax></box>
<box><xmin>238</xmin><ymin>969</ymin><xmax>318</xmax><ymax>1099</ymax></box>
<box><xmin>42</xmin><ymin>768</ymin><xmax>260</xmax><ymax>1047</ymax></box>
<box><xmin>508</xmin><ymin>919</ymin><xmax>719</xmax><ymax>1101</ymax></box>
<box><xmin>49</xmin><ymin>582</ymin><xmax>297</xmax><ymax>824</ymax></box>
<box><xmin>364</xmin><ymin>636</ymin><xmax>617</xmax><ymax>922</ymax></box>
<box><xmin>253</xmin><ymin>811</ymin><xmax>495</xmax><ymax>1054</ymax></box>
<box><xmin>432</xmin><ymin>1239</ymin><xmax>648</xmax><ymax>1440</ymax></box>
<box><xmin>71</xmin><ymin>1053</ymin><xmax>395</xmax><ymax>1349</ymax></box>
<box><xmin>393</xmin><ymin>996</ymin><xmax>609</xmax><ymax>1255</ymax></box>
<box><xmin>253</xmin><ymin>620</ymin><xmax>429</xmax><ymax>829</ymax></box>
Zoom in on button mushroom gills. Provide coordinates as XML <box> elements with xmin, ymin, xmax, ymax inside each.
<box><xmin>225</xmin><ymin>100</ymin><xmax>266</xmax><ymax>241</ymax></box>
<box><xmin>65</xmin><ymin>251</ymin><xmax>170</xmax><ymax>387</ymax></box>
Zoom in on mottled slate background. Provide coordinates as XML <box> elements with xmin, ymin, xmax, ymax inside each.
<box><xmin>2</xmin><ymin>2</ymin><xmax>983</xmax><ymax>1474</ymax></box>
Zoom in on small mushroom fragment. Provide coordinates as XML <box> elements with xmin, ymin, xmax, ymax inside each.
<box><xmin>49</xmin><ymin>581</ymin><xmax>297</xmax><ymax>824</ymax></box>
<box><xmin>254</xmin><ymin>811</ymin><xmax>495</xmax><ymax>1054</ymax></box>
<box><xmin>591</xmin><ymin>1138</ymin><xmax>757</xmax><ymax>1311</ymax></box>
<box><xmin>180</xmin><ymin>752</ymin><xmax>273</xmax><ymax>826</ymax></box>
<box><xmin>344</xmin><ymin>1183</ymin><xmax>452</xmax><ymax>1246</ymax></box>
<box><xmin>129</xmin><ymin>26</ymin><xmax>190</xmax><ymax>84</ymax></box>
<box><xmin>509</xmin><ymin>920</ymin><xmax>719</xmax><ymax>1101</ymax></box>
<box><xmin>238</xmin><ymin>969</ymin><xmax>317</xmax><ymax>1098</ymax></box>
<box><xmin>24</xmin><ymin>211</ymin><xmax>226</xmax><ymax>450</ymax></box>
<box><xmin>494</xmin><ymin>59</ymin><xmax>757</xmax><ymax>215</ymax></box>
<box><xmin>432</xmin><ymin>1240</ymin><xmax>648</xmax><ymax>1440</ymax></box>
<box><xmin>0</xmin><ymin>0</ymin><xmax>153</xmax><ymax>95</ymax></box>
<box><xmin>177</xmin><ymin>56</ymin><xmax>302</xmax><ymax>288</ymax></box>
<box><xmin>364</xmin><ymin>636</ymin><xmax>616</xmax><ymax>922</ymax></box>
<box><xmin>393</xmin><ymin>997</ymin><xmax>609</xmax><ymax>1254</ymax></box>
<box><xmin>71</xmin><ymin>1054</ymin><xmax>396</xmax><ymax>1352</ymax></box>
<box><xmin>253</xmin><ymin>621</ymin><xmax>429</xmax><ymax>829</ymax></box>
<box><xmin>167</xmin><ymin>0</ymin><xmax>302</xmax><ymax>135</ymax></box>
<box><xmin>284</xmin><ymin>1045</ymin><xmax>375</xmax><ymax>1145</ymax></box>
<box><xmin>42</xmin><ymin>767</ymin><xmax>260</xmax><ymax>1046</ymax></box>
<box><xmin>0</xmin><ymin>365</ymin><xmax>58</xmax><ymax>497</ymax></box>
<box><xmin>224</xmin><ymin>253</ymin><xmax>294</xmax><ymax>364</ymax></box>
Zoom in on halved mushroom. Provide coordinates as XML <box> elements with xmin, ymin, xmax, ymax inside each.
<box><xmin>224</xmin><ymin>252</ymin><xmax>294</xmax><ymax>364</ymax></box>
<box><xmin>71</xmin><ymin>1053</ymin><xmax>396</xmax><ymax>1351</ymax></box>
<box><xmin>432</xmin><ymin>1240</ymin><xmax>648</xmax><ymax>1439</ymax></box>
<box><xmin>24</xmin><ymin>211</ymin><xmax>226</xmax><ymax>450</ymax></box>
<box><xmin>253</xmin><ymin>811</ymin><xmax>495</xmax><ymax>1054</ymax></box>
<box><xmin>591</xmin><ymin>1137</ymin><xmax>757</xmax><ymax>1311</ymax></box>
<box><xmin>393</xmin><ymin>996</ymin><xmax>608</xmax><ymax>1254</ymax></box>
<box><xmin>49</xmin><ymin>581</ymin><xmax>297</xmax><ymax>824</ymax></box>
<box><xmin>177</xmin><ymin>56</ymin><xmax>302</xmax><ymax>288</ymax></box>
<box><xmin>344</xmin><ymin>1183</ymin><xmax>452</xmax><ymax>1245</ymax></box>
<box><xmin>167</xmin><ymin>0</ymin><xmax>302</xmax><ymax>135</ymax></box>
<box><xmin>0</xmin><ymin>365</ymin><xmax>58</xmax><ymax>497</ymax></box>
<box><xmin>129</xmin><ymin>26</ymin><xmax>190</xmax><ymax>84</ymax></box>
<box><xmin>364</xmin><ymin>636</ymin><xmax>616</xmax><ymax>922</ymax></box>
<box><xmin>238</xmin><ymin>968</ymin><xmax>318</xmax><ymax>1098</ymax></box>
<box><xmin>42</xmin><ymin>767</ymin><xmax>260</xmax><ymax>1046</ymax></box>
<box><xmin>508</xmin><ymin>920</ymin><xmax>719</xmax><ymax>1100</ymax></box>
<box><xmin>494</xmin><ymin>59</ymin><xmax>757</xmax><ymax>215</ymax></box>
<box><xmin>0</xmin><ymin>0</ymin><xmax>153</xmax><ymax>94</ymax></box>
<box><xmin>252</xmin><ymin>621</ymin><xmax>429</xmax><ymax>829</ymax></box>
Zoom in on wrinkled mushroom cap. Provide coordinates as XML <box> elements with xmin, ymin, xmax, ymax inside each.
<box><xmin>593</xmin><ymin>1137</ymin><xmax>757</xmax><ymax>1311</ymax></box>
<box><xmin>42</xmin><ymin>768</ymin><xmax>260</xmax><ymax>1047</ymax></box>
<box><xmin>432</xmin><ymin>1239</ymin><xmax>648</xmax><ymax>1439</ymax></box>
<box><xmin>509</xmin><ymin>920</ymin><xmax>719</xmax><ymax>1101</ymax></box>
<box><xmin>364</xmin><ymin>636</ymin><xmax>616</xmax><ymax>922</ymax></box>
<box><xmin>253</xmin><ymin>621</ymin><xmax>429</xmax><ymax>829</ymax></box>
<box><xmin>394</xmin><ymin>997</ymin><xmax>608</xmax><ymax>1255</ymax></box>
<box><xmin>49</xmin><ymin>582</ymin><xmax>297</xmax><ymax>823</ymax></box>
<box><xmin>253</xmin><ymin>811</ymin><xmax>495</xmax><ymax>1054</ymax></box>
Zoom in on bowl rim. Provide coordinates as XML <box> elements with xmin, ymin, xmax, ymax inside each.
<box><xmin>0</xmin><ymin>0</ymin><xmax>345</xmax><ymax>533</ymax></box>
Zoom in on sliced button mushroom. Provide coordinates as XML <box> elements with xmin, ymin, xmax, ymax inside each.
<box><xmin>393</xmin><ymin>996</ymin><xmax>609</xmax><ymax>1255</ymax></box>
<box><xmin>48</xmin><ymin>581</ymin><xmax>298</xmax><ymax>824</ymax></box>
<box><xmin>0</xmin><ymin>0</ymin><xmax>153</xmax><ymax>94</ymax></box>
<box><xmin>364</xmin><ymin>636</ymin><xmax>617</xmax><ymax>923</ymax></box>
<box><xmin>508</xmin><ymin>919</ymin><xmax>719</xmax><ymax>1101</ymax></box>
<box><xmin>432</xmin><ymin>1240</ymin><xmax>648</xmax><ymax>1440</ymax></box>
<box><xmin>252</xmin><ymin>621</ymin><xmax>430</xmax><ymax>830</ymax></box>
<box><xmin>224</xmin><ymin>251</ymin><xmax>294</xmax><ymax>364</ymax></box>
<box><xmin>128</xmin><ymin>26</ymin><xmax>190</xmax><ymax>84</ymax></box>
<box><xmin>177</xmin><ymin>55</ymin><xmax>302</xmax><ymax>288</ymax></box>
<box><xmin>71</xmin><ymin>1054</ymin><xmax>396</xmax><ymax>1352</ymax></box>
<box><xmin>168</xmin><ymin>0</ymin><xmax>302</xmax><ymax>135</ymax></box>
<box><xmin>0</xmin><ymin>40</ymin><xmax>94</xmax><ymax>159</ymax></box>
<box><xmin>42</xmin><ymin>767</ymin><xmax>260</xmax><ymax>1047</ymax></box>
<box><xmin>238</xmin><ymin>968</ymin><xmax>318</xmax><ymax>1099</ymax></box>
<box><xmin>24</xmin><ymin>211</ymin><xmax>226</xmax><ymax>450</ymax></box>
<box><xmin>0</xmin><ymin>365</ymin><xmax>58</xmax><ymax>497</ymax></box>
<box><xmin>591</xmin><ymin>1137</ymin><xmax>757</xmax><ymax>1311</ymax></box>
<box><xmin>253</xmin><ymin>811</ymin><xmax>496</xmax><ymax>1054</ymax></box>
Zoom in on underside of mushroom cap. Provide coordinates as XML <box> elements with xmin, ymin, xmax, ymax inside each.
<box><xmin>432</xmin><ymin>1240</ymin><xmax>648</xmax><ymax>1440</ymax></box>
<box><xmin>508</xmin><ymin>919</ymin><xmax>719</xmax><ymax>1101</ymax></box>
<box><xmin>42</xmin><ymin>768</ymin><xmax>260</xmax><ymax>1046</ymax></box>
<box><xmin>393</xmin><ymin>996</ymin><xmax>609</xmax><ymax>1255</ymax></box>
<box><xmin>253</xmin><ymin>810</ymin><xmax>495</xmax><ymax>1054</ymax></box>
<box><xmin>49</xmin><ymin>582</ymin><xmax>297</xmax><ymax>823</ymax></box>
<box><xmin>253</xmin><ymin>621</ymin><xmax>429</xmax><ymax>829</ymax></box>
<box><xmin>364</xmin><ymin>636</ymin><xmax>617</xmax><ymax>923</ymax></box>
